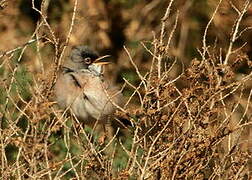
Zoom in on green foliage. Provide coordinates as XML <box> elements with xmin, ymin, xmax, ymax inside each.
<box><xmin>5</xmin><ymin>144</ymin><xmax>19</xmax><ymax>164</ymax></box>
<box><xmin>14</xmin><ymin>66</ymin><xmax>33</xmax><ymax>100</ymax></box>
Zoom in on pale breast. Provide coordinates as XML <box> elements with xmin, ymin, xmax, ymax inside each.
<box><xmin>55</xmin><ymin>70</ymin><xmax>123</xmax><ymax>124</ymax></box>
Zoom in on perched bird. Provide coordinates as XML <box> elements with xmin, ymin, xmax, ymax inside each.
<box><xmin>55</xmin><ymin>46</ymin><xmax>123</xmax><ymax>141</ymax></box>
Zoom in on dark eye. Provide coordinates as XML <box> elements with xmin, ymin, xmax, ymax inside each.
<box><xmin>84</xmin><ymin>57</ymin><xmax>92</xmax><ymax>64</ymax></box>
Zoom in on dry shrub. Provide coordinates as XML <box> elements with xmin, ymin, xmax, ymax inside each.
<box><xmin>0</xmin><ymin>0</ymin><xmax>252</xmax><ymax>179</ymax></box>
<box><xmin>130</xmin><ymin>55</ymin><xmax>251</xmax><ymax>179</ymax></box>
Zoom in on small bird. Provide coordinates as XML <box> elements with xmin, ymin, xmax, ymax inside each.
<box><xmin>55</xmin><ymin>46</ymin><xmax>123</xmax><ymax>141</ymax></box>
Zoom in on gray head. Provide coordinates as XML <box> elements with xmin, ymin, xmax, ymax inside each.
<box><xmin>64</xmin><ymin>46</ymin><xmax>99</xmax><ymax>70</ymax></box>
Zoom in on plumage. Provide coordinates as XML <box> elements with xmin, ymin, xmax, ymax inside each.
<box><xmin>55</xmin><ymin>46</ymin><xmax>122</xmax><ymax>134</ymax></box>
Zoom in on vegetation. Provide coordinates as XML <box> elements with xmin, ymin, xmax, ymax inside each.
<box><xmin>0</xmin><ymin>0</ymin><xmax>252</xmax><ymax>179</ymax></box>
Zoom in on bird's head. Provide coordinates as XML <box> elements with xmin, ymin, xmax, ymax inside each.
<box><xmin>64</xmin><ymin>46</ymin><xmax>110</xmax><ymax>75</ymax></box>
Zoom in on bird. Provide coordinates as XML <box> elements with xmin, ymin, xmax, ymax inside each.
<box><xmin>54</xmin><ymin>45</ymin><xmax>123</xmax><ymax>142</ymax></box>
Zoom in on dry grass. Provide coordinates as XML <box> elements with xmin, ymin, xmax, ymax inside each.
<box><xmin>0</xmin><ymin>0</ymin><xmax>252</xmax><ymax>179</ymax></box>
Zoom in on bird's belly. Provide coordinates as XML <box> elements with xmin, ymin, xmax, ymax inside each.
<box><xmin>55</xmin><ymin>73</ymin><xmax>120</xmax><ymax>124</ymax></box>
<box><xmin>71</xmin><ymin>94</ymin><xmax>109</xmax><ymax>124</ymax></box>
<box><xmin>70</xmin><ymin>96</ymin><xmax>90</xmax><ymax>122</ymax></box>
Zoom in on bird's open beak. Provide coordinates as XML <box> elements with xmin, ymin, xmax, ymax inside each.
<box><xmin>93</xmin><ymin>55</ymin><xmax>111</xmax><ymax>65</ymax></box>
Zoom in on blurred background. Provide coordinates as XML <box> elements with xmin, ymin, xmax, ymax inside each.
<box><xmin>0</xmin><ymin>0</ymin><xmax>251</xmax><ymax>82</ymax></box>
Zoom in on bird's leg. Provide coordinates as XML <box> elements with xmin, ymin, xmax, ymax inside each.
<box><xmin>97</xmin><ymin>124</ymin><xmax>106</xmax><ymax>144</ymax></box>
<box><xmin>96</xmin><ymin>116</ymin><xmax>114</xmax><ymax>145</ymax></box>
<box><xmin>104</xmin><ymin>117</ymin><xmax>114</xmax><ymax>141</ymax></box>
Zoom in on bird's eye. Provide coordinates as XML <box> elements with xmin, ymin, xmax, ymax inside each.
<box><xmin>84</xmin><ymin>57</ymin><xmax>92</xmax><ymax>64</ymax></box>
